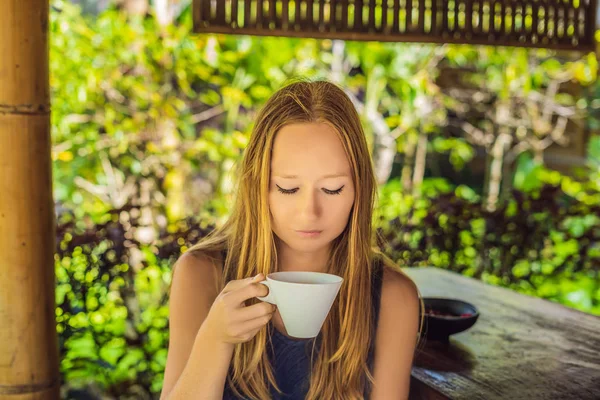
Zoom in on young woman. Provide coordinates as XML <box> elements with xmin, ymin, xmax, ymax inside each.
<box><xmin>160</xmin><ymin>79</ymin><xmax>423</xmax><ymax>400</ymax></box>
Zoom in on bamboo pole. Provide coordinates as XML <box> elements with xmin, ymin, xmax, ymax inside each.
<box><xmin>0</xmin><ymin>0</ymin><xmax>60</xmax><ymax>399</ymax></box>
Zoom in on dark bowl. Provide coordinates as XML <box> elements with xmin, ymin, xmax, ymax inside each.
<box><xmin>421</xmin><ymin>298</ymin><xmax>479</xmax><ymax>342</ymax></box>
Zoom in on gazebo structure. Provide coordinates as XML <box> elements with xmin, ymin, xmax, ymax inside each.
<box><xmin>0</xmin><ymin>1</ymin><xmax>597</xmax><ymax>399</ymax></box>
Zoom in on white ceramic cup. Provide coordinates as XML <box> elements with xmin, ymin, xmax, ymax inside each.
<box><xmin>256</xmin><ymin>271</ymin><xmax>343</xmax><ymax>338</ymax></box>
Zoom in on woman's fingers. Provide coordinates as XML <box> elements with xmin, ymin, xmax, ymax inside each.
<box><xmin>222</xmin><ymin>274</ymin><xmax>262</xmax><ymax>294</ymax></box>
<box><xmin>239</xmin><ymin>311</ymin><xmax>274</xmax><ymax>334</ymax></box>
<box><xmin>236</xmin><ymin>301</ymin><xmax>276</xmax><ymax>322</ymax></box>
<box><xmin>227</xmin><ymin>280</ymin><xmax>270</xmax><ymax>306</ymax></box>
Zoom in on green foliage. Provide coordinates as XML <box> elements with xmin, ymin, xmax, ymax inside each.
<box><xmin>376</xmin><ymin>175</ymin><xmax>600</xmax><ymax>316</ymax></box>
<box><xmin>56</xmin><ymin>209</ymin><xmax>216</xmax><ymax>398</ymax></box>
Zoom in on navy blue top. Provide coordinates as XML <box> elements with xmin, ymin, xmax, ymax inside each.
<box><xmin>222</xmin><ymin>254</ymin><xmax>385</xmax><ymax>399</ymax></box>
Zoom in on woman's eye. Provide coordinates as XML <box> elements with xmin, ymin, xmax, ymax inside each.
<box><xmin>275</xmin><ymin>185</ymin><xmax>345</xmax><ymax>195</ymax></box>
<box><xmin>276</xmin><ymin>185</ymin><xmax>298</xmax><ymax>195</ymax></box>
<box><xmin>323</xmin><ymin>186</ymin><xmax>345</xmax><ymax>195</ymax></box>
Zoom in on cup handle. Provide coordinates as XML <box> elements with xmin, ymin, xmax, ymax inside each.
<box><xmin>256</xmin><ymin>280</ymin><xmax>276</xmax><ymax>305</ymax></box>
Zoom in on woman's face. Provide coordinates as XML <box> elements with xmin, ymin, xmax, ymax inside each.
<box><xmin>269</xmin><ymin>122</ymin><xmax>355</xmax><ymax>253</ymax></box>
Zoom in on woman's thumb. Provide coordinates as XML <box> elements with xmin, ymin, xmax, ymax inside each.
<box><xmin>253</xmin><ymin>273</ymin><xmax>265</xmax><ymax>281</ymax></box>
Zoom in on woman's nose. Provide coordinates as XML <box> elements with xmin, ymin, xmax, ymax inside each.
<box><xmin>298</xmin><ymin>189</ymin><xmax>320</xmax><ymax>219</ymax></box>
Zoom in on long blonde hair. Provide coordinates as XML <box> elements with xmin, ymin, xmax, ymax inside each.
<box><xmin>188</xmin><ymin>78</ymin><xmax>422</xmax><ymax>399</ymax></box>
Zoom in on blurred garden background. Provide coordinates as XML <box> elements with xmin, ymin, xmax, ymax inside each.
<box><xmin>51</xmin><ymin>0</ymin><xmax>600</xmax><ymax>398</ymax></box>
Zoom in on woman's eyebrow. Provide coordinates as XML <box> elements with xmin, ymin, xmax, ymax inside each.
<box><xmin>274</xmin><ymin>173</ymin><xmax>349</xmax><ymax>179</ymax></box>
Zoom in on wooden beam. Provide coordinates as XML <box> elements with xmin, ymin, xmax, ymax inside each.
<box><xmin>193</xmin><ymin>0</ymin><xmax>598</xmax><ymax>52</ymax></box>
<box><xmin>0</xmin><ymin>0</ymin><xmax>60</xmax><ymax>398</ymax></box>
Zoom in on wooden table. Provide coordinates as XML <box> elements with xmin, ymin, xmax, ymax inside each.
<box><xmin>403</xmin><ymin>267</ymin><xmax>600</xmax><ymax>400</ymax></box>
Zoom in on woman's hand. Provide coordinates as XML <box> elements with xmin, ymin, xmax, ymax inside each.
<box><xmin>201</xmin><ymin>273</ymin><xmax>276</xmax><ymax>345</ymax></box>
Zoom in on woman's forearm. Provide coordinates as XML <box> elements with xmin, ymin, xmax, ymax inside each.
<box><xmin>163</xmin><ymin>324</ymin><xmax>234</xmax><ymax>400</ymax></box>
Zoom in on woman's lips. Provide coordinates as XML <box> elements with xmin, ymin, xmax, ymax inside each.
<box><xmin>296</xmin><ymin>230</ymin><xmax>322</xmax><ymax>238</ymax></box>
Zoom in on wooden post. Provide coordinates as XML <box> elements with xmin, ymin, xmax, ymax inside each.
<box><xmin>0</xmin><ymin>0</ymin><xmax>60</xmax><ymax>399</ymax></box>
